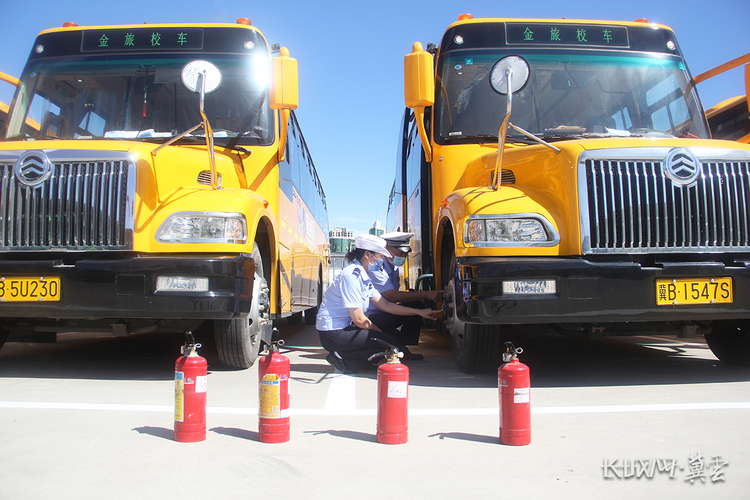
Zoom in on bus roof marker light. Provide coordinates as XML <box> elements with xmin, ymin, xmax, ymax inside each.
<box><xmin>236</xmin><ymin>18</ymin><xmax>252</xmax><ymax>25</ymax></box>
<box><xmin>458</xmin><ymin>13</ymin><xmax>473</xmax><ymax>21</ymax></box>
<box><xmin>62</xmin><ymin>22</ymin><xmax>78</xmax><ymax>27</ymax></box>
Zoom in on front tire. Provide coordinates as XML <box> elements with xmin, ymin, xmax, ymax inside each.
<box><xmin>443</xmin><ymin>253</ymin><xmax>500</xmax><ymax>373</ymax></box>
<box><xmin>705</xmin><ymin>320</ymin><xmax>750</xmax><ymax>367</ymax></box>
<box><xmin>214</xmin><ymin>243</ymin><xmax>271</xmax><ymax>369</ymax></box>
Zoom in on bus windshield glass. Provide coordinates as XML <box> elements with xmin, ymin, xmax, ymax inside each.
<box><xmin>5</xmin><ymin>53</ymin><xmax>274</xmax><ymax>146</ymax></box>
<box><xmin>435</xmin><ymin>50</ymin><xmax>709</xmax><ymax>143</ymax></box>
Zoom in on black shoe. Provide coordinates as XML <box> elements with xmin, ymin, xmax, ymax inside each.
<box><xmin>401</xmin><ymin>347</ymin><xmax>424</xmax><ymax>361</ymax></box>
<box><xmin>326</xmin><ymin>351</ymin><xmax>354</xmax><ymax>373</ymax></box>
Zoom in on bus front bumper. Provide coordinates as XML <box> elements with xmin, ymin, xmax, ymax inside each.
<box><xmin>452</xmin><ymin>256</ymin><xmax>750</xmax><ymax>324</ymax></box>
<box><xmin>0</xmin><ymin>253</ymin><xmax>255</xmax><ymax>320</ymax></box>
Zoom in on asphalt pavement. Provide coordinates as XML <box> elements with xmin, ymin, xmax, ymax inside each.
<box><xmin>1</xmin><ymin>323</ymin><xmax>749</xmax><ymax>499</ymax></box>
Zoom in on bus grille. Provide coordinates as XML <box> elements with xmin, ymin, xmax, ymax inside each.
<box><xmin>580</xmin><ymin>149</ymin><xmax>750</xmax><ymax>254</ymax></box>
<box><xmin>0</xmin><ymin>152</ymin><xmax>135</xmax><ymax>250</ymax></box>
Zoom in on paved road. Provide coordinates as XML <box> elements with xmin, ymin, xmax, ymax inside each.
<box><xmin>1</xmin><ymin>323</ymin><xmax>749</xmax><ymax>499</ymax></box>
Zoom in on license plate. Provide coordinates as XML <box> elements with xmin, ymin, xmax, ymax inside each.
<box><xmin>656</xmin><ymin>278</ymin><xmax>732</xmax><ymax>305</ymax></box>
<box><xmin>0</xmin><ymin>277</ymin><xmax>61</xmax><ymax>302</ymax></box>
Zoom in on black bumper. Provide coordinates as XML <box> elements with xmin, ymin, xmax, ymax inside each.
<box><xmin>454</xmin><ymin>257</ymin><xmax>750</xmax><ymax>324</ymax></box>
<box><xmin>0</xmin><ymin>253</ymin><xmax>255</xmax><ymax>320</ymax></box>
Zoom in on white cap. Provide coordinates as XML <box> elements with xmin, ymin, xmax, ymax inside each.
<box><xmin>381</xmin><ymin>231</ymin><xmax>414</xmax><ymax>252</ymax></box>
<box><xmin>354</xmin><ymin>234</ymin><xmax>392</xmax><ymax>258</ymax></box>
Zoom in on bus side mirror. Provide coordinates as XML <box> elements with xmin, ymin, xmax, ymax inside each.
<box><xmin>271</xmin><ymin>47</ymin><xmax>298</xmax><ymax>110</ymax></box>
<box><xmin>404</xmin><ymin>42</ymin><xmax>434</xmax><ymax>108</ymax></box>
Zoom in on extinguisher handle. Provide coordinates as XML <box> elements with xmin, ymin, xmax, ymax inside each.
<box><xmin>181</xmin><ymin>331</ymin><xmax>202</xmax><ymax>355</ymax></box>
<box><xmin>367</xmin><ymin>338</ymin><xmax>403</xmax><ymax>363</ymax></box>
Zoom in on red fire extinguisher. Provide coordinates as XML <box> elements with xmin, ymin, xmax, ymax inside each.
<box><xmin>370</xmin><ymin>339</ymin><xmax>409</xmax><ymax>445</ymax></box>
<box><xmin>498</xmin><ymin>342</ymin><xmax>531</xmax><ymax>446</ymax></box>
<box><xmin>258</xmin><ymin>329</ymin><xmax>290</xmax><ymax>443</ymax></box>
<box><xmin>174</xmin><ymin>331</ymin><xmax>207</xmax><ymax>443</ymax></box>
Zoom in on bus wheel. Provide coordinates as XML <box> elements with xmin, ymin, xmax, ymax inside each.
<box><xmin>705</xmin><ymin>320</ymin><xmax>750</xmax><ymax>367</ymax></box>
<box><xmin>444</xmin><ymin>277</ymin><xmax>500</xmax><ymax>373</ymax></box>
<box><xmin>214</xmin><ymin>243</ymin><xmax>270</xmax><ymax>369</ymax></box>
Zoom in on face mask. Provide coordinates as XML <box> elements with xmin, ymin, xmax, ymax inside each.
<box><xmin>369</xmin><ymin>254</ymin><xmax>384</xmax><ymax>272</ymax></box>
<box><xmin>391</xmin><ymin>256</ymin><xmax>406</xmax><ymax>267</ymax></box>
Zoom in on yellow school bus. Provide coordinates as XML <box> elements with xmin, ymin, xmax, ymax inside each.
<box><xmin>0</xmin><ymin>19</ymin><xmax>329</xmax><ymax>368</ymax></box>
<box><xmin>389</xmin><ymin>14</ymin><xmax>750</xmax><ymax>372</ymax></box>
<box><xmin>698</xmin><ymin>52</ymin><xmax>750</xmax><ymax>143</ymax></box>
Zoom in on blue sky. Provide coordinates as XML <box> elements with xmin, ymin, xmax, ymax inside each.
<box><xmin>1</xmin><ymin>0</ymin><xmax>748</xmax><ymax>238</ymax></box>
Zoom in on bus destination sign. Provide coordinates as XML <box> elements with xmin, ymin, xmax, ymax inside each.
<box><xmin>82</xmin><ymin>28</ymin><xmax>204</xmax><ymax>52</ymax></box>
<box><xmin>506</xmin><ymin>24</ymin><xmax>629</xmax><ymax>48</ymax></box>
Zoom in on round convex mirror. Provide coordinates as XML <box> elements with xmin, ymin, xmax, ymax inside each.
<box><xmin>490</xmin><ymin>56</ymin><xmax>530</xmax><ymax>95</ymax></box>
<box><xmin>181</xmin><ymin>60</ymin><xmax>222</xmax><ymax>94</ymax></box>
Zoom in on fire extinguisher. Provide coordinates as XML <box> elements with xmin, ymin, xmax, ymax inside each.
<box><xmin>498</xmin><ymin>342</ymin><xmax>531</xmax><ymax>446</ymax></box>
<box><xmin>174</xmin><ymin>331</ymin><xmax>207</xmax><ymax>443</ymax></box>
<box><xmin>369</xmin><ymin>339</ymin><xmax>409</xmax><ymax>445</ymax></box>
<box><xmin>258</xmin><ymin>329</ymin><xmax>290</xmax><ymax>443</ymax></box>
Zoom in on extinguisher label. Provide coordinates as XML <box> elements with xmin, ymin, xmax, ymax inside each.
<box><xmin>174</xmin><ymin>371</ymin><xmax>184</xmax><ymax>422</ymax></box>
<box><xmin>514</xmin><ymin>387</ymin><xmax>530</xmax><ymax>404</ymax></box>
<box><xmin>259</xmin><ymin>374</ymin><xmax>281</xmax><ymax>418</ymax></box>
<box><xmin>195</xmin><ymin>375</ymin><xmax>207</xmax><ymax>394</ymax></box>
<box><xmin>387</xmin><ymin>380</ymin><xmax>408</xmax><ymax>399</ymax></box>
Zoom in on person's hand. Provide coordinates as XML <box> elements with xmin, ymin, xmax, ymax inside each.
<box><xmin>423</xmin><ymin>289</ymin><xmax>444</xmax><ymax>302</ymax></box>
<box><xmin>418</xmin><ymin>308</ymin><xmax>441</xmax><ymax>320</ymax></box>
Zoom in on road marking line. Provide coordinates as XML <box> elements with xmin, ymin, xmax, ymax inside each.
<box><xmin>323</xmin><ymin>372</ymin><xmax>357</xmax><ymax>412</ymax></box>
<box><xmin>1</xmin><ymin>401</ymin><xmax>749</xmax><ymax>415</ymax></box>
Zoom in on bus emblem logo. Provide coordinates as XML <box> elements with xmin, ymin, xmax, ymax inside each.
<box><xmin>14</xmin><ymin>151</ymin><xmax>52</xmax><ymax>187</ymax></box>
<box><xmin>663</xmin><ymin>148</ymin><xmax>701</xmax><ymax>187</ymax></box>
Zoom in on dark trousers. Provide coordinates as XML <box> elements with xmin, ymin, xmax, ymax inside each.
<box><xmin>318</xmin><ymin>326</ymin><xmax>404</xmax><ymax>370</ymax></box>
<box><xmin>367</xmin><ymin>302</ymin><xmax>424</xmax><ymax>346</ymax></box>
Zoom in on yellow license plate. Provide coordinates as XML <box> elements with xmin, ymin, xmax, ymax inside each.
<box><xmin>656</xmin><ymin>278</ymin><xmax>732</xmax><ymax>305</ymax></box>
<box><xmin>0</xmin><ymin>277</ymin><xmax>61</xmax><ymax>302</ymax></box>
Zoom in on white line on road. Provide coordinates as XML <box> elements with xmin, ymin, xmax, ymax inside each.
<box><xmin>1</xmin><ymin>401</ymin><xmax>749</xmax><ymax>415</ymax></box>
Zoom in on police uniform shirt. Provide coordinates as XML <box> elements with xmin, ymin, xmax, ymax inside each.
<box><xmin>316</xmin><ymin>259</ymin><xmax>381</xmax><ymax>331</ymax></box>
<box><xmin>367</xmin><ymin>260</ymin><xmax>396</xmax><ymax>295</ymax></box>
<box><xmin>365</xmin><ymin>259</ymin><xmax>402</xmax><ymax>313</ymax></box>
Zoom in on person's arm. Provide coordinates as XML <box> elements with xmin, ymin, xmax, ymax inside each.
<box><xmin>381</xmin><ymin>288</ymin><xmax>443</xmax><ymax>303</ymax></box>
<box><xmin>370</xmin><ymin>295</ymin><xmax>440</xmax><ymax>320</ymax></box>
<box><xmin>348</xmin><ymin>307</ymin><xmax>382</xmax><ymax>331</ymax></box>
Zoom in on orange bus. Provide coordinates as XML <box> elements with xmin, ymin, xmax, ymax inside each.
<box><xmin>0</xmin><ymin>19</ymin><xmax>329</xmax><ymax>368</ymax></box>
<box><xmin>389</xmin><ymin>15</ymin><xmax>750</xmax><ymax>372</ymax></box>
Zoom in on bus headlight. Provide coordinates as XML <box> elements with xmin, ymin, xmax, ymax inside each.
<box><xmin>465</xmin><ymin>216</ymin><xmax>558</xmax><ymax>246</ymax></box>
<box><xmin>157</xmin><ymin>212</ymin><xmax>247</xmax><ymax>243</ymax></box>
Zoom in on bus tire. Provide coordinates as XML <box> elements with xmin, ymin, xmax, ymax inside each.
<box><xmin>214</xmin><ymin>243</ymin><xmax>270</xmax><ymax>369</ymax></box>
<box><xmin>452</xmin><ymin>323</ymin><xmax>501</xmax><ymax>374</ymax></box>
<box><xmin>705</xmin><ymin>320</ymin><xmax>750</xmax><ymax>367</ymax></box>
<box><xmin>444</xmin><ymin>272</ymin><xmax>500</xmax><ymax>373</ymax></box>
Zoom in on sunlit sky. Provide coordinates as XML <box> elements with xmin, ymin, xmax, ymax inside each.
<box><xmin>1</xmin><ymin>0</ymin><xmax>748</xmax><ymax>238</ymax></box>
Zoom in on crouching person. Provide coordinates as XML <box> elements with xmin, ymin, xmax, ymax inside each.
<box><xmin>316</xmin><ymin>234</ymin><xmax>439</xmax><ymax>373</ymax></box>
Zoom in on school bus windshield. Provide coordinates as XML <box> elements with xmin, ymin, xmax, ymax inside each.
<box><xmin>5</xmin><ymin>53</ymin><xmax>274</xmax><ymax>145</ymax></box>
<box><xmin>435</xmin><ymin>50</ymin><xmax>709</xmax><ymax>144</ymax></box>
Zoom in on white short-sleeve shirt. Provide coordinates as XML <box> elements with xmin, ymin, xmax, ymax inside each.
<box><xmin>316</xmin><ymin>260</ymin><xmax>381</xmax><ymax>331</ymax></box>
